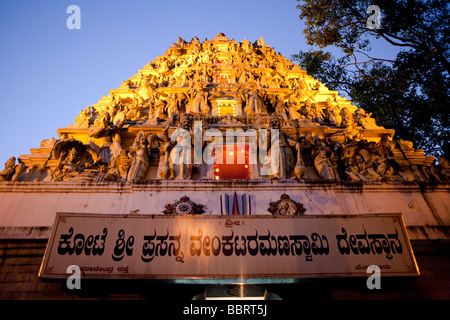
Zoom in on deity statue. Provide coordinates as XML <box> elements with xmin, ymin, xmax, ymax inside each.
<box><xmin>96</xmin><ymin>158</ymin><xmax>121</xmax><ymax>182</ymax></box>
<box><xmin>271</xmin><ymin>94</ymin><xmax>288</xmax><ymax>123</ymax></box>
<box><xmin>327</xmin><ymin>109</ymin><xmax>362</xmax><ymax>145</ymax></box>
<box><xmin>152</xmin><ymin>95</ymin><xmax>167</xmax><ymax>120</ymax></box>
<box><xmin>88</xmin><ymin>110</ymin><xmax>124</xmax><ymax>163</ymax></box>
<box><xmin>165</xmin><ymin>93</ymin><xmax>180</xmax><ymax>123</ymax></box>
<box><xmin>312</xmin><ymin>141</ymin><xmax>336</xmax><ymax>180</ymax></box>
<box><xmin>299</xmin><ymin>99</ymin><xmax>316</xmax><ymax>121</ymax></box>
<box><xmin>342</xmin><ymin>143</ymin><xmax>387</xmax><ymax>182</ymax></box>
<box><xmin>168</xmin><ymin>114</ymin><xmax>194</xmax><ymax>179</ymax></box>
<box><xmin>286</xmin><ymin>91</ymin><xmax>302</xmax><ymax>120</ymax></box>
<box><xmin>243</xmin><ymin>89</ymin><xmax>265</xmax><ymax>114</ymax></box>
<box><xmin>258</xmin><ymin>72</ymin><xmax>270</xmax><ymax>88</ymax></box>
<box><xmin>51</xmin><ymin>147</ymin><xmax>83</xmax><ymax>181</ymax></box>
<box><xmin>263</xmin><ymin>116</ymin><xmax>297</xmax><ymax>179</ymax></box>
<box><xmin>0</xmin><ymin>157</ymin><xmax>17</xmax><ymax>181</ymax></box>
<box><xmin>311</xmin><ymin>102</ymin><xmax>325</xmax><ymax>124</ymax></box>
<box><xmin>237</xmin><ymin>67</ymin><xmax>250</xmax><ymax>83</ymax></box>
<box><xmin>268</xmin><ymin>194</ymin><xmax>306</xmax><ymax>215</ymax></box>
<box><xmin>325</xmin><ymin>97</ymin><xmax>342</xmax><ymax>126</ymax></box>
<box><xmin>127</xmin><ymin>133</ymin><xmax>151</xmax><ymax>181</ymax></box>
<box><xmin>72</xmin><ymin>106</ymin><xmax>91</xmax><ymax>128</ymax></box>
<box><xmin>186</xmin><ymin>82</ymin><xmax>209</xmax><ymax>114</ymax></box>
<box><xmin>357</xmin><ymin>108</ymin><xmax>381</xmax><ymax>129</ymax></box>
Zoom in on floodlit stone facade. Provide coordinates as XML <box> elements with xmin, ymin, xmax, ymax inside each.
<box><xmin>0</xmin><ymin>34</ymin><xmax>448</xmax><ymax>300</ymax></box>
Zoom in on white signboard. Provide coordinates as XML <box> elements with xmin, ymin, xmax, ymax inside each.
<box><xmin>39</xmin><ymin>213</ymin><xmax>419</xmax><ymax>280</ymax></box>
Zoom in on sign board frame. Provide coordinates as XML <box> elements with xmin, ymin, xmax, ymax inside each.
<box><xmin>39</xmin><ymin>212</ymin><xmax>419</xmax><ymax>282</ymax></box>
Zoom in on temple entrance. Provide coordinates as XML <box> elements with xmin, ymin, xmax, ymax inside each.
<box><xmin>213</xmin><ymin>144</ymin><xmax>251</xmax><ymax>180</ymax></box>
<box><xmin>216</xmin><ymin>75</ymin><xmax>231</xmax><ymax>84</ymax></box>
<box><xmin>216</xmin><ymin>101</ymin><xmax>237</xmax><ymax>117</ymax></box>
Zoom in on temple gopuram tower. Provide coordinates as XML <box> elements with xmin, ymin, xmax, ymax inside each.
<box><xmin>0</xmin><ymin>34</ymin><xmax>449</xmax><ymax>300</ymax></box>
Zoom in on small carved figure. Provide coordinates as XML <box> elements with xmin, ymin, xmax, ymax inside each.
<box><xmin>165</xmin><ymin>114</ymin><xmax>195</xmax><ymax>180</ymax></box>
<box><xmin>326</xmin><ymin>97</ymin><xmax>342</xmax><ymax>126</ymax></box>
<box><xmin>52</xmin><ymin>147</ymin><xmax>83</xmax><ymax>181</ymax></box>
<box><xmin>163</xmin><ymin>195</ymin><xmax>205</xmax><ymax>215</ymax></box>
<box><xmin>286</xmin><ymin>91</ymin><xmax>302</xmax><ymax>120</ymax></box>
<box><xmin>357</xmin><ymin>108</ymin><xmax>381</xmax><ymax>129</ymax></box>
<box><xmin>312</xmin><ymin>142</ymin><xmax>336</xmax><ymax>180</ymax></box>
<box><xmin>243</xmin><ymin>89</ymin><xmax>265</xmax><ymax>114</ymax></box>
<box><xmin>165</xmin><ymin>93</ymin><xmax>180</xmax><ymax>123</ymax></box>
<box><xmin>264</xmin><ymin>116</ymin><xmax>296</xmax><ymax>179</ymax></box>
<box><xmin>271</xmin><ymin>94</ymin><xmax>288</xmax><ymax>123</ymax></box>
<box><xmin>72</xmin><ymin>106</ymin><xmax>91</xmax><ymax>128</ymax></box>
<box><xmin>299</xmin><ymin>99</ymin><xmax>316</xmax><ymax>121</ymax></box>
<box><xmin>186</xmin><ymin>82</ymin><xmax>208</xmax><ymax>114</ymax></box>
<box><xmin>127</xmin><ymin>133</ymin><xmax>151</xmax><ymax>181</ymax></box>
<box><xmin>267</xmin><ymin>193</ymin><xmax>306</xmax><ymax>215</ymax></box>
<box><xmin>312</xmin><ymin>102</ymin><xmax>325</xmax><ymax>124</ymax></box>
<box><xmin>0</xmin><ymin>157</ymin><xmax>17</xmax><ymax>181</ymax></box>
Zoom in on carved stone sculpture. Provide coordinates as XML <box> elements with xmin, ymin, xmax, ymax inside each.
<box><xmin>268</xmin><ymin>193</ymin><xmax>306</xmax><ymax>215</ymax></box>
<box><xmin>0</xmin><ymin>157</ymin><xmax>17</xmax><ymax>181</ymax></box>
<box><xmin>264</xmin><ymin>116</ymin><xmax>296</xmax><ymax>179</ymax></box>
<box><xmin>163</xmin><ymin>195</ymin><xmax>205</xmax><ymax>215</ymax></box>
<box><xmin>127</xmin><ymin>133</ymin><xmax>151</xmax><ymax>181</ymax></box>
<box><xmin>51</xmin><ymin>147</ymin><xmax>82</xmax><ymax>181</ymax></box>
<box><xmin>6</xmin><ymin>34</ymin><xmax>442</xmax><ymax>185</ymax></box>
<box><xmin>312</xmin><ymin>142</ymin><xmax>336</xmax><ymax>180</ymax></box>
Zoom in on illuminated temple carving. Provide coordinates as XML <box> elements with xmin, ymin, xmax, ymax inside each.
<box><xmin>4</xmin><ymin>33</ymin><xmax>446</xmax><ymax>184</ymax></box>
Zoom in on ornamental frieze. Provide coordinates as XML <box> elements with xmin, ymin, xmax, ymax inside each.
<box><xmin>1</xmin><ymin>34</ymin><xmax>446</xmax><ymax>184</ymax></box>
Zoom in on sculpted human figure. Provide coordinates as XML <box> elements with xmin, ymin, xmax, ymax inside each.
<box><xmin>340</xmin><ymin>107</ymin><xmax>355</xmax><ymax>128</ymax></box>
<box><xmin>72</xmin><ymin>106</ymin><xmax>91</xmax><ymax>128</ymax></box>
<box><xmin>358</xmin><ymin>149</ymin><xmax>383</xmax><ymax>181</ymax></box>
<box><xmin>258</xmin><ymin>72</ymin><xmax>269</xmax><ymax>88</ymax></box>
<box><xmin>357</xmin><ymin>108</ymin><xmax>380</xmax><ymax>129</ymax></box>
<box><xmin>326</xmin><ymin>97</ymin><xmax>342</xmax><ymax>126</ymax></box>
<box><xmin>345</xmin><ymin>156</ymin><xmax>370</xmax><ymax>182</ymax></box>
<box><xmin>271</xmin><ymin>94</ymin><xmax>288</xmax><ymax>123</ymax></box>
<box><xmin>0</xmin><ymin>157</ymin><xmax>17</xmax><ymax>181</ymax></box>
<box><xmin>169</xmin><ymin>115</ymin><xmax>194</xmax><ymax>179</ymax></box>
<box><xmin>52</xmin><ymin>148</ymin><xmax>82</xmax><ymax>181</ymax></box>
<box><xmin>312</xmin><ymin>142</ymin><xmax>336</xmax><ymax>180</ymax></box>
<box><xmin>88</xmin><ymin>110</ymin><xmax>124</xmax><ymax>163</ymax></box>
<box><xmin>299</xmin><ymin>99</ymin><xmax>315</xmax><ymax>121</ymax></box>
<box><xmin>165</xmin><ymin>93</ymin><xmax>180</xmax><ymax>123</ymax></box>
<box><xmin>327</xmin><ymin>111</ymin><xmax>362</xmax><ymax>145</ymax></box>
<box><xmin>96</xmin><ymin>158</ymin><xmax>120</xmax><ymax>182</ymax></box>
<box><xmin>201</xmin><ymin>65</ymin><xmax>214</xmax><ymax>83</ymax></box>
<box><xmin>286</xmin><ymin>91</ymin><xmax>302</xmax><ymax>120</ymax></box>
<box><xmin>344</xmin><ymin>149</ymin><xmax>383</xmax><ymax>182</ymax></box>
<box><xmin>243</xmin><ymin>89</ymin><xmax>265</xmax><ymax>114</ymax></box>
<box><xmin>127</xmin><ymin>133</ymin><xmax>150</xmax><ymax>181</ymax></box>
<box><xmin>286</xmin><ymin>93</ymin><xmax>299</xmax><ymax>120</ymax></box>
<box><xmin>237</xmin><ymin>67</ymin><xmax>250</xmax><ymax>83</ymax></box>
<box><xmin>186</xmin><ymin>81</ymin><xmax>208</xmax><ymax>114</ymax></box>
<box><xmin>264</xmin><ymin>116</ymin><xmax>296</xmax><ymax>179</ymax></box>
<box><xmin>312</xmin><ymin>102</ymin><xmax>325</xmax><ymax>124</ymax></box>
<box><xmin>153</xmin><ymin>95</ymin><xmax>166</xmax><ymax>119</ymax></box>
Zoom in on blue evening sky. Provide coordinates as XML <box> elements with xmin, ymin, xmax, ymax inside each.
<box><xmin>0</xmin><ymin>0</ymin><xmax>397</xmax><ymax>167</ymax></box>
